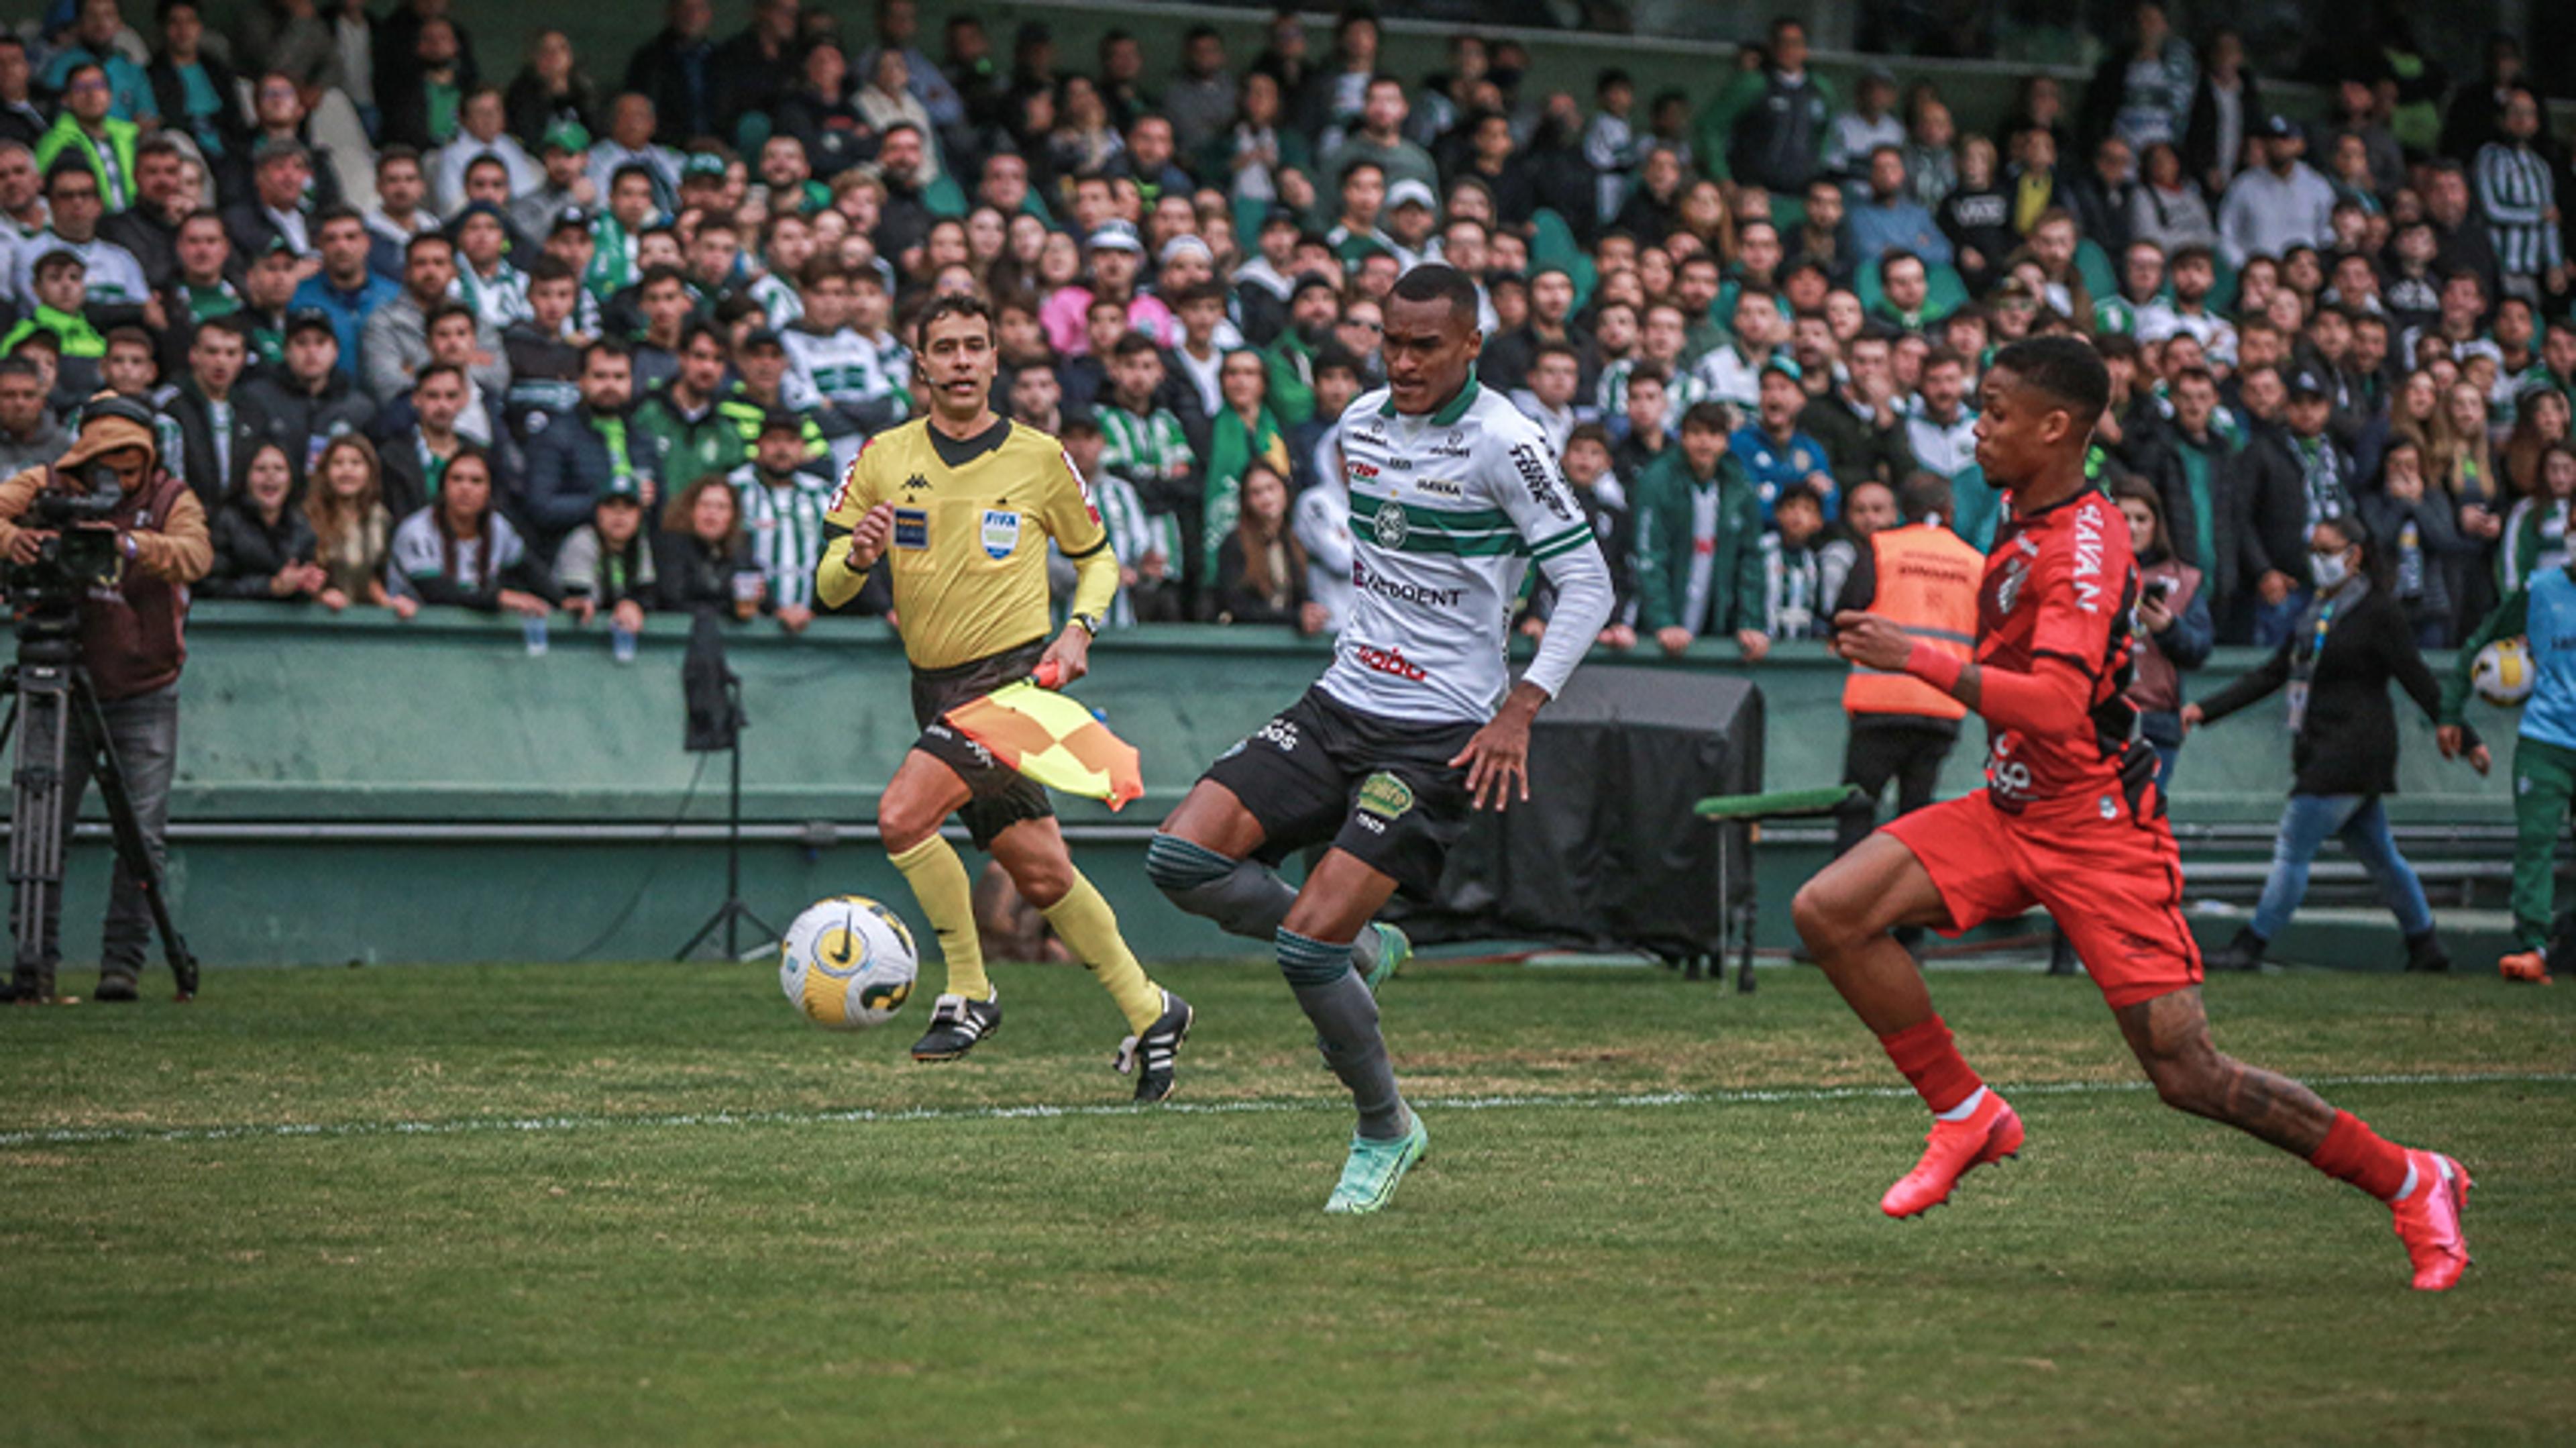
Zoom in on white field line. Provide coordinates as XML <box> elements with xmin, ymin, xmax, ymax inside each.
<box><xmin>3</xmin><ymin>1071</ymin><xmax>2569</xmax><ymax>1151</ymax></box>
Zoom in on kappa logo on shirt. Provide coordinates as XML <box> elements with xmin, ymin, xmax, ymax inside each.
<box><xmin>902</xmin><ymin>472</ymin><xmax>932</xmax><ymax>494</ymax></box>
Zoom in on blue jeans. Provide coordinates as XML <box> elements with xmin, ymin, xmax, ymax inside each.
<box><xmin>2249</xmin><ymin>794</ymin><xmax>2434</xmax><ymax>941</ymax></box>
<box><xmin>2251</xmin><ymin>586</ymin><xmax>2314</xmax><ymax>648</ymax></box>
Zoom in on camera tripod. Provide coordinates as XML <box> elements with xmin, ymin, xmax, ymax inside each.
<box><xmin>0</xmin><ymin>625</ymin><xmax>198</xmax><ymax>1002</ymax></box>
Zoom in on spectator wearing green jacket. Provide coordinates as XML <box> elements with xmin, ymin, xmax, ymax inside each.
<box><xmin>1630</xmin><ymin>400</ymin><xmax>1772</xmax><ymax>660</ymax></box>
<box><xmin>34</xmin><ymin>65</ymin><xmax>142</xmax><ymax>212</ymax></box>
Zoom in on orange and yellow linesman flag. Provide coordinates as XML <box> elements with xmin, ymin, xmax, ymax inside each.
<box><xmin>945</xmin><ymin>682</ymin><xmax>1145</xmax><ymax>811</ymax></box>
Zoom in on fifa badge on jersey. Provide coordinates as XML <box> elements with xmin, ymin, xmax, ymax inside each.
<box><xmin>893</xmin><ymin>507</ymin><xmax>930</xmax><ymax>550</ymax></box>
<box><xmin>1356</xmin><ymin>771</ymin><xmax>1415</xmax><ymax>821</ymax></box>
<box><xmin>981</xmin><ymin>509</ymin><xmax>1022</xmax><ymax>559</ymax></box>
<box><xmin>1373</xmin><ymin>501</ymin><xmax>1409</xmax><ymax>548</ymax></box>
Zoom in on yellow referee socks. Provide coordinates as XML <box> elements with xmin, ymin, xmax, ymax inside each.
<box><xmin>1041</xmin><ymin>870</ymin><xmax>1163</xmax><ymax>1034</ymax></box>
<box><xmin>889</xmin><ymin>835</ymin><xmax>991</xmax><ymax>1002</ymax></box>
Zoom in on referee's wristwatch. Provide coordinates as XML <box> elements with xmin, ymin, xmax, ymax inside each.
<box><xmin>1069</xmin><ymin>611</ymin><xmax>1102</xmax><ymax>638</ymax></box>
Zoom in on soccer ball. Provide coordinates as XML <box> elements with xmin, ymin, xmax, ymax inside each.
<box><xmin>2473</xmin><ymin>637</ymin><xmax>2534</xmax><ymax>708</ymax></box>
<box><xmin>780</xmin><ymin>896</ymin><xmax>920</xmax><ymax>1031</ymax></box>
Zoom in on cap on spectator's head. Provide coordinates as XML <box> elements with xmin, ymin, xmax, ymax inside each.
<box><xmin>683</xmin><ymin>152</ymin><xmax>727</xmax><ymax>180</ymax></box>
<box><xmin>741</xmin><ymin>327</ymin><xmax>786</xmax><ymax>352</ymax></box>
<box><xmin>1159</xmin><ymin>234</ymin><xmax>1214</xmax><ymax>268</ymax></box>
<box><xmin>1259</xmin><ymin>205</ymin><xmax>1302</xmax><ymax>233</ymax></box>
<box><xmin>1059</xmin><ymin>407</ymin><xmax>1101</xmax><ymax>437</ymax></box>
<box><xmin>1761</xmin><ymin>356</ymin><xmax>1803</xmax><ymax>384</ymax></box>
<box><xmin>252</xmin><ymin>135</ymin><xmax>309</xmax><ymax>168</ymax></box>
<box><xmin>551</xmin><ymin>205</ymin><xmax>595</xmax><ymax>234</ymax></box>
<box><xmin>542</xmin><ymin>121</ymin><xmax>592</xmax><ymax>156</ymax></box>
<box><xmin>255</xmin><ymin>234</ymin><xmax>301</xmax><ymax>263</ymax></box>
<box><xmin>1386</xmin><ymin>178</ymin><xmax>1438</xmax><ymax>212</ymax></box>
<box><xmin>599</xmin><ymin>473</ymin><xmax>643</xmax><ymax>503</ymax></box>
<box><xmin>1087</xmin><ymin>220</ymin><xmax>1144</xmax><ymax>254</ymax></box>
<box><xmin>758</xmin><ymin>407</ymin><xmax>804</xmax><ymax>437</ymax></box>
<box><xmin>2288</xmin><ymin>368</ymin><xmax>2330</xmax><ymax>399</ymax></box>
<box><xmin>447</xmin><ymin>199</ymin><xmax>508</xmax><ymax>238</ymax></box>
<box><xmin>1860</xmin><ymin>64</ymin><xmax>1898</xmax><ymax>87</ymax></box>
<box><xmin>284</xmin><ymin>308</ymin><xmax>336</xmax><ymax>342</ymax></box>
<box><xmin>1289</xmin><ymin>270</ymin><xmax>1339</xmax><ymax>301</ymax></box>
<box><xmin>2259</xmin><ymin>113</ymin><xmax>2300</xmax><ymax>140</ymax></box>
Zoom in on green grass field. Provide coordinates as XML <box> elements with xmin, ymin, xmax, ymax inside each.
<box><xmin>4</xmin><ymin>955</ymin><xmax>2571</xmax><ymax>1447</ymax></box>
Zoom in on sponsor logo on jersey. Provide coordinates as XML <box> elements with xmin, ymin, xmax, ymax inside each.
<box><xmin>1356</xmin><ymin>771</ymin><xmax>1416</xmax><ymax>821</ymax></box>
<box><xmin>1373</xmin><ymin>501</ymin><xmax>1411</xmax><ymax>548</ymax></box>
<box><xmin>1414</xmin><ymin>478</ymin><xmax>1463</xmax><ymax>499</ymax></box>
<box><xmin>1353</xmin><ymin>559</ymin><xmax>1465</xmax><ymax>609</ymax></box>
<box><xmin>2070</xmin><ymin>503</ymin><xmax>2106</xmax><ymax>615</ymax></box>
<box><xmin>1509</xmin><ymin>442</ymin><xmax>1574</xmax><ymax>520</ymax></box>
<box><xmin>981</xmin><ymin>510</ymin><xmax>1022</xmax><ymax>559</ymax></box>
<box><xmin>1354</xmin><ymin>644</ymin><xmax>1429</xmax><ymax>682</ymax></box>
<box><xmin>1429</xmin><ymin>431</ymin><xmax>1470</xmax><ymax>459</ymax></box>
<box><xmin>893</xmin><ymin>507</ymin><xmax>930</xmax><ymax>550</ymax></box>
<box><xmin>1349</xmin><ymin>460</ymin><xmax>1379</xmax><ymax>479</ymax></box>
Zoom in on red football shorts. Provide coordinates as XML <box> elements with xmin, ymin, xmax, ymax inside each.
<box><xmin>1881</xmin><ymin>786</ymin><xmax>2204</xmax><ymax>1010</ymax></box>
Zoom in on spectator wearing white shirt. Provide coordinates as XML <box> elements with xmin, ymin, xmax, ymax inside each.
<box><xmin>432</xmin><ymin>89</ymin><xmax>546</xmax><ymax>216</ymax></box>
<box><xmin>1510</xmin><ymin>342</ymin><xmax>1591</xmax><ymax>456</ymax></box>
<box><xmin>1694</xmin><ymin>285</ymin><xmax>1782</xmax><ymax>416</ymax></box>
<box><xmin>2217</xmin><ymin>115</ymin><xmax>2337</xmax><ymax>271</ymax></box>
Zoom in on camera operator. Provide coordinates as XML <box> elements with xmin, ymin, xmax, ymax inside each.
<box><xmin>0</xmin><ymin>398</ymin><xmax>211</xmax><ymax>1002</ymax></box>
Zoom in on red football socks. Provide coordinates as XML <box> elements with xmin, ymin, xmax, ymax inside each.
<box><xmin>1878</xmin><ymin>1016</ymin><xmax>1983</xmax><ymax>1115</ymax></box>
<box><xmin>2309</xmin><ymin>1109</ymin><xmax>2412</xmax><ymax>1201</ymax></box>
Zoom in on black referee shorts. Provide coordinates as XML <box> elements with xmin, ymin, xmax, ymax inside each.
<box><xmin>910</xmin><ymin>637</ymin><xmax>1054</xmax><ymax>850</ymax></box>
<box><xmin>1201</xmin><ymin>686</ymin><xmax>1479</xmax><ymax>898</ymax></box>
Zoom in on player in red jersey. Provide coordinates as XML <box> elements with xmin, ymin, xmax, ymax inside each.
<box><xmin>1799</xmin><ymin>336</ymin><xmax>2471</xmax><ymax>1290</ymax></box>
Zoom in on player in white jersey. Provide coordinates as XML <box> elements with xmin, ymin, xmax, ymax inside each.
<box><xmin>1146</xmin><ymin>266</ymin><xmax>1615</xmax><ymax>1214</ymax></box>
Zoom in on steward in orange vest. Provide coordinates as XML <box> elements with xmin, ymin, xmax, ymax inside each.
<box><xmin>1831</xmin><ymin>473</ymin><xmax>1984</xmax><ymax>860</ymax></box>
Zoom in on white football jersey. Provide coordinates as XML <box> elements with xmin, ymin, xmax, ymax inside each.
<box><xmin>1322</xmin><ymin>380</ymin><xmax>1602</xmax><ymax>724</ymax></box>
<box><xmin>780</xmin><ymin>325</ymin><xmax>893</xmax><ymax>412</ymax></box>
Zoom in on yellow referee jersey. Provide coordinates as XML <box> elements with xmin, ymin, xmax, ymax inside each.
<box><xmin>818</xmin><ymin>416</ymin><xmax>1112</xmax><ymax>671</ymax></box>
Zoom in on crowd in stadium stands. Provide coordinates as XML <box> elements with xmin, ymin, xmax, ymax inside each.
<box><xmin>0</xmin><ymin>0</ymin><xmax>2571</xmax><ymax>658</ymax></box>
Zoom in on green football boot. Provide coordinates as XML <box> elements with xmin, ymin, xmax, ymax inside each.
<box><xmin>1323</xmin><ymin>1113</ymin><xmax>1429</xmax><ymax>1214</ymax></box>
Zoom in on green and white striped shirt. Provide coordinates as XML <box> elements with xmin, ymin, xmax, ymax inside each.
<box><xmin>729</xmin><ymin>463</ymin><xmax>837</xmax><ymax>611</ymax></box>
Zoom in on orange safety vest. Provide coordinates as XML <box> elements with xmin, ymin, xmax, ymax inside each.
<box><xmin>1843</xmin><ymin>523</ymin><xmax>1983</xmax><ymax>720</ymax></box>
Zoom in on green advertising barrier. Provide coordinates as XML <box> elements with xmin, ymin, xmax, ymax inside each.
<box><xmin>18</xmin><ymin>603</ymin><xmax>2524</xmax><ymax>970</ymax></box>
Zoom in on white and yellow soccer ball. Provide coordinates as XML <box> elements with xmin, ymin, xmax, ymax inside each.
<box><xmin>2473</xmin><ymin>637</ymin><xmax>2534</xmax><ymax>708</ymax></box>
<box><xmin>780</xmin><ymin>896</ymin><xmax>920</xmax><ymax>1030</ymax></box>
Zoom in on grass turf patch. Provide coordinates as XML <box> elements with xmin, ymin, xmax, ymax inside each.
<box><xmin>2</xmin><ymin>960</ymin><xmax>2569</xmax><ymax>1447</ymax></box>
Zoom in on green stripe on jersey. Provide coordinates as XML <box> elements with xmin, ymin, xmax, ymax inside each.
<box><xmin>1349</xmin><ymin>493</ymin><xmax>1533</xmax><ymax>557</ymax></box>
<box><xmin>1530</xmin><ymin>524</ymin><xmax>1596</xmax><ymax>561</ymax></box>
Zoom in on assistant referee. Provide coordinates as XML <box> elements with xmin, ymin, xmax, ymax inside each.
<box><xmin>816</xmin><ymin>294</ymin><xmax>1193</xmax><ymax>1100</ymax></box>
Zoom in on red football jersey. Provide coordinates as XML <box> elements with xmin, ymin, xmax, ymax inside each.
<box><xmin>1973</xmin><ymin>488</ymin><xmax>2144</xmax><ymax>811</ymax></box>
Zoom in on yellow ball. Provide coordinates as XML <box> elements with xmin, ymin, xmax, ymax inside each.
<box><xmin>2473</xmin><ymin>637</ymin><xmax>2534</xmax><ymax>708</ymax></box>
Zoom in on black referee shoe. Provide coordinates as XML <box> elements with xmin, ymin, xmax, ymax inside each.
<box><xmin>910</xmin><ymin>991</ymin><xmax>1002</xmax><ymax>1062</ymax></box>
<box><xmin>1113</xmin><ymin>990</ymin><xmax>1193</xmax><ymax>1104</ymax></box>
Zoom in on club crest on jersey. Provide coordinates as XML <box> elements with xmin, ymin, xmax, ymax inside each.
<box><xmin>1373</xmin><ymin>501</ymin><xmax>1410</xmax><ymax>548</ymax></box>
<box><xmin>1356</xmin><ymin>772</ymin><xmax>1416</xmax><ymax>821</ymax></box>
<box><xmin>981</xmin><ymin>509</ymin><xmax>1021</xmax><ymax>559</ymax></box>
<box><xmin>893</xmin><ymin>507</ymin><xmax>930</xmax><ymax>550</ymax></box>
<box><xmin>1995</xmin><ymin>556</ymin><xmax>2029</xmax><ymax>615</ymax></box>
